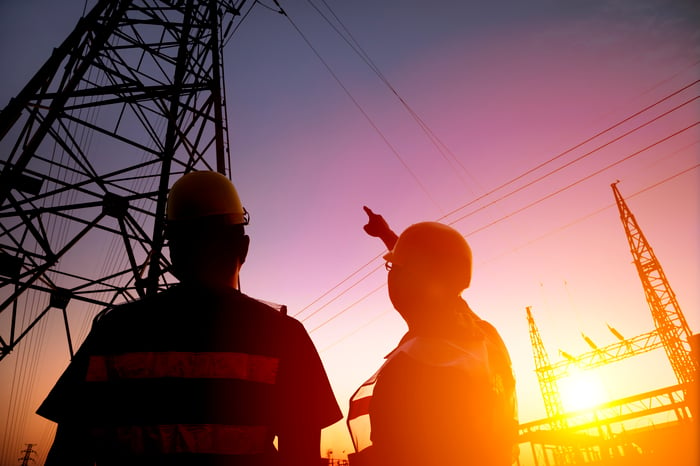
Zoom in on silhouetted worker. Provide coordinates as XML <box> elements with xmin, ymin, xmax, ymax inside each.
<box><xmin>37</xmin><ymin>171</ymin><xmax>342</xmax><ymax>466</ymax></box>
<box><xmin>347</xmin><ymin>207</ymin><xmax>518</xmax><ymax>466</ymax></box>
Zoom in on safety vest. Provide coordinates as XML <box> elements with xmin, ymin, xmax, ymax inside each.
<box><xmin>38</xmin><ymin>284</ymin><xmax>343</xmax><ymax>465</ymax></box>
<box><xmin>347</xmin><ymin>325</ymin><xmax>518</xmax><ymax>466</ymax></box>
<box><xmin>85</xmin><ymin>350</ymin><xmax>279</xmax><ymax>457</ymax></box>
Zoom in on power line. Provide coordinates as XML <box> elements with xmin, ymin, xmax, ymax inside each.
<box><xmin>293</xmin><ymin>1</ymin><xmax>699</xmax><ymax>224</ymax></box>
<box><xmin>256</xmin><ymin>3</ymin><xmax>699</xmax><ymax>335</ymax></box>
<box><xmin>309</xmin><ymin>282</ymin><xmax>386</xmax><ymax>334</ymax></box>
<box><xmin>305</xmin><ymin>121</ymin><xmax>698</xmax><ymax>335</ymax></box>
<box><xmin>293</xmin><ymin>256</ymin><xmax>382</xmax><ymax>320</ymax></box>
<box><xmin>315</xmin><ymin>161</ymin><xmax>700</xmax><ymax>350</ymax></box>
<box><xmin>305</xmin><ymin>0</ymin><xmax>481</xmax><ymax>192</ymax></box>
<box><xmin>274</xmin><ymin>0</ymin><xmax>442</xmax><ymax>211</ymax></box>
<box><xmin>483</xmin><ymin>140</ymin><xmax>699</xmax><ymax>264</ymax></box>
<box><xmin>437</xmin><ymin>80</ymin><xmax>699</xmax><ymax>224</ymax></box>
<box><xmin>456</xmin><ymin>122</ymin><xmax>698</xmax><ymax>235</ymax></box>
<box><xmin>446</xmin><ymin>99</ymin><xmax>698</xmax><ymax>227</ymax></box>
<box><xmin>299</xmin><ymin>82</ymin><xmax>698</xmax><ymax>331</ymax></box>
<box><xmin>320</xmin><ymin>307</ymin><xmax>392</xmax><ymax>354</ymax></box>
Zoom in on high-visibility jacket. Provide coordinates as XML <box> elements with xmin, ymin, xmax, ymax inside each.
<box><xmin>38</xmin><ymin>284</ymin><xmax>342</xmax><ymax>465</ymax></box>
<box><xmin>347</xmin><ymin>312</ymin><xmax>518</xmax><ymax>466</ymax></box>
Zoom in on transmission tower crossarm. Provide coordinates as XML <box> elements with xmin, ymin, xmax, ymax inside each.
<box><xmin>0</xmin><ymin>0</ymin><xmax>132</xmax><ymax>205</ymax></box>
<box><xmin>550</xmin><ymin>329</ymin><xmax>663</xmax><ymax>377</ymax></box>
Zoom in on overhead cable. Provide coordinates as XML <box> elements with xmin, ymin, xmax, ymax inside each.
<box><xmin>275</xmin><ymin>0</ymin><xmax>443</xmax><ymax>211</ymax></box>
<box><xmin>306</xmin><ymin>0</ymin><xmax>480</xmax><ymax>191</ymax></box>
<box><xmin>446</xmin><ymin>96</ymin><xmax>699</xmax><ymax>226</ymax></box>
<box><xmin>306</xmin><ymin>121</ymin><xmax>699</xmax><ymax>334</ymax></box>
<box><xmin>299</xmin><ymin>82</ymin><xmax>699</xmax><ymax>327</ymax></box>
<box><xmin>315</xmin><ymin>160</ymin><xmax>700</xmax><ymax>347</ymax></box>
<box><xmin>437</xmin><ymin>80</ymin><xmax>699</xmax><ymax>223</ymax></box>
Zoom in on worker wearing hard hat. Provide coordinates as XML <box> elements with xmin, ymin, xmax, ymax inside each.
<box><xmin>38</xmin><ymin>171</ymin><xmax>342</xmax><ymax>466</ymax></box>
<box><xmin>347</xmin><ymin>207</ymin><xmax>519</xmax><ymax>466</ymax></box>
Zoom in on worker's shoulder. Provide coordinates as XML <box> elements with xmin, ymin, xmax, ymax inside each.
<box><xmin>238</xmin><ymin>292</ymin><xmax>300</xmax><ymax>326</ymax></box>
<box><xmin>474</xmin><ymin>318</ymin><xmax>514</xmax><ymax>369</ymax></box>
<box><xmin>101</xmin><ymin>284</ymin><xmax>178</xmax><ymax>312</ymax></box>
<box><xmin>92</xmin><ymin>285</ymin><xmax>301</xmax><ymax>333</ymax></box>
<box><xmin>476</xmin><ymin>319</ymin><xmax>499</xmax><ymax>338</ymax></box>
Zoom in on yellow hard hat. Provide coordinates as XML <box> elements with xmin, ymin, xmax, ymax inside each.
<box><xmin>166</xmin><ymin>171</ymin><xmax>248</xmax><ymax>225</ymax></box>
<box><xmin>384</xmin><ymin>222</ymin><xmax>472</xmax><ymax>291</ymax></box>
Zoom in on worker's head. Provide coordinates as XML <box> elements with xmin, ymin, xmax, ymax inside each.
<box><xmin>384</xmin><ymin>222</ymin><xmax>472</xmax><ymax>322</ymax></box>
<box><xmin>165</xmin><ymin>171</ymin><xmax>250</xmax><ymax>289</ymax></box>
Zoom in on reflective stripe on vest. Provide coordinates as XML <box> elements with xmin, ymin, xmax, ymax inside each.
<box><xmin>91</xmin><ymin>424</ymin><xmax>268</xmax><ymax>455</ymax></box>
<box><xmin>86</xmin><ymin>352</ymin><xmax>279</xmax><ymax>384</ymax></box>
<box><xmin>348</xmin><ymin>372</ymin><xmax>378</xmax><ymax>421</ymax></box>
<box><xmin>347</xmin><ymin>369</ymin><xmax>381</xmax><ymax>453</ymax></box>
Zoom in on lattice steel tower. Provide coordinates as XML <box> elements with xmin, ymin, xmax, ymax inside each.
<box><xmin>0</xmin><ymin>0</ymin><xmax>250</xmax><ymax>360</ymax></box>
<box><xmin>526</xmin><ymin>182</ymin><xmax>697</xmax><ymax>437</ymax></box>
<box><xmin>526</xmin><ymin>306</ymin><xmax>566</xmax><ymax>426</ymax></box>
<box><xmin>611</xmin><ymin>181</ymin><xmax>697</xmax><ymax>388</ymax></box>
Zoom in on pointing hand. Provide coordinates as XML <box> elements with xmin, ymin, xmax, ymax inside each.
<box><xmin>363</xmin><ymin>206</ymin><xmax>398</xmax><ymax>250</ymax></box>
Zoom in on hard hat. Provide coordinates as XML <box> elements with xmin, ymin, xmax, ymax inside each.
<box><xmin>384</xmin><ymin>222</ymin><xmax>472</xmax><ymax>291</ymax></box>
<box><xmin>166</xmin><ymin>171</ymin><xmax>248</xmax><ymax>225</ymax></box>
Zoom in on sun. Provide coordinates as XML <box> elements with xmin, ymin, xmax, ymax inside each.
<box><xmin>559</xmin><ymin>370</ymin><xmax>607</xmax><ymax>412</ymax></box>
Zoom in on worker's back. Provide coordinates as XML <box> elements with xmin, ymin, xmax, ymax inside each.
<box><xmin>38</xmin><ymin>283</ymin><xmax>340</xmax><ymax>465</ymax></box>
<box><xmin>352</xmin><ymin>318</ymin><xmax>517</xmax><ymax>466</ymax></box>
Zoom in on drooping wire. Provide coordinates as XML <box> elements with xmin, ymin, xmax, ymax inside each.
<box><xmin>222</xmin><ymin>0</ymin><xmax>261</xmax><ymax>49</ymax></box>
<box><xmin>315</xmin><ymin>160</ymin><xmax>700</xmax><ymax>349</ymax></box>
<box><xmin>445</xmin><ymin>96</ymin><xmax>699</xmax><ymax>227</ymax></box>
<box><xmin>480</xmin><ymin>138</ymin><xmax>699</xmax><ymax>265</ymax></box>
<box><xmin>305</xmin><ymin>0</ymin><xmax>481</xmax><ymax>194</ymax></box>
<box><xmin>456</xmin><ymin>122</ymin><xmax>699</xmax><ymax>236</ymax></box>
<box><xmin>437</xmin><ymin>80</ymin><xmax>699</xmax><ymax>224</ymax></box>
<box><xmin>307</xmin><ymin>121</ymin><xmax>698</xmax><ymax>335</ymax></box>
<box><xmin>304</xmin><ymin>117</ymin><xmax>699</xmax><ymax>337</ymax></box>
<box><xmin>297</xmin><ymin>80</ymin><xmax>699</xmax><ymax>330</ymax></box>
<box><xmin>319</xmin><ymin>306</ymin><xmax>393</xmax><ymax>354</ymax></box>
<box><xmin>272</xmin><ymin>0</ymin><xmax>443</xmax><ymax>212</ymax></box>
<box><xmin>252</xmin><ymin>1</ymin><xmax>699</xmax><ymax>335</ymax></box>
<box><xmin>293</xmin><ymin>253</ymin><xmax>383</xmax><ymax>319</ymax></box>
<box><xmin>308</xmin><ymin>282</ymin><xmax>386</xmax><ymax>334</ymax></box>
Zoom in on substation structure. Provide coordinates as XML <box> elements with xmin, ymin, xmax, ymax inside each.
<box><xmin>517</xmin><ymin>183</ymin><xmax>698</xmax><ymax>466</ymax></box>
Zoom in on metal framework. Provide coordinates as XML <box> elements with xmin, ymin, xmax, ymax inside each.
<box><xmin>0</xmin><ymin>0</ymin><xmax>251</xmax><ymax>361</ymax></box>
<box><xmin>524</xmin><ymin>182</ymin><xmax>698</xmax><ymax>465</ymax></box>
<box><xmin>519</xmin><ymin>383</ymin><xmax>695</xmax><ymax>466</ymax></box>
<box><xmin>611</xmin><ymin>181</ymin><xmax>697</xmax><ymax>386</ymax></box>
<box><xmin>527</xmin><ymin>306</ymin><xmax>567</xmax><ymax>427</ymax></box>
<box><xmin>552</xmin><ymin>329</ymin><xmax>663</xmax><ymax>378</ymax></box>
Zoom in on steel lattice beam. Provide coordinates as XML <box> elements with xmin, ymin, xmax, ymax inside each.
<box><xmin>612</xmin><ymin>182</ymin><xmax>697</xmax><ymax>386</ymax></box>
<box><xmin>0</xmin><ymin>0</ymin><xmax>249</xmax><ymax>360</ymax></box>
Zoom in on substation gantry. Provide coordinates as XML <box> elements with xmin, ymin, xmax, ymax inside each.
<box><xmin>523</xmin><ymin>182</ymin><xmax>698</xmax><ymax>464</ymax></box>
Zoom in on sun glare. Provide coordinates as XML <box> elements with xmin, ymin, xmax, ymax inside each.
<box><xmin>559</xmin><ymin>370</ymin><xmax>607</xmax><ymax>412</ymax></box>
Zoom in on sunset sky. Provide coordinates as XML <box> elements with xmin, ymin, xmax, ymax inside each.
<box><xmin>1</xmin><ymin>0</ymin><xmax>699</xmax><ymax>464</ymax></box>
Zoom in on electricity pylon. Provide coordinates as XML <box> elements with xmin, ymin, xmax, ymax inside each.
<box><xmin>524</xmin><ymin>182</ymin><xmax>698</xmax><ymax>464</ymax></box>
<box><xmin>528</xmin><ymin>183</ymin><xmax>696</xmax><ymax>419</ymax></box>
<box><xmin>611</xmin><ymin>181</ymin><xmax>697</xmax><ymax>387</ymax></box>
<box><xmin>527</xmin><ymin>306</ymin><xmax>567</xmax><ymax>427</ymax></box>
<box><xmin>0</xmin><ymin>0</ymin><xmax>250</xmax><ymax>361</ymax></box>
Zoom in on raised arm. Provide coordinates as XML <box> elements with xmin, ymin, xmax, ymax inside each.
<box><xmin>363</xmin><ymin>206</ymin><xmax>398</xmax><ymax>251</ymax></box>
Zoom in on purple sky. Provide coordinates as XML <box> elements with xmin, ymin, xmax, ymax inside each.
<box><xmin>1</xmin><ymin>0</ymin><xmax>699</xmax><ymax>463</ymax></box>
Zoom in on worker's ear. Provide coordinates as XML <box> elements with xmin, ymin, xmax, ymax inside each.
<box><xmin>237</xmin><ymin>234</ymin><xmax>250</xmax><ymax>265</ymax></box>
